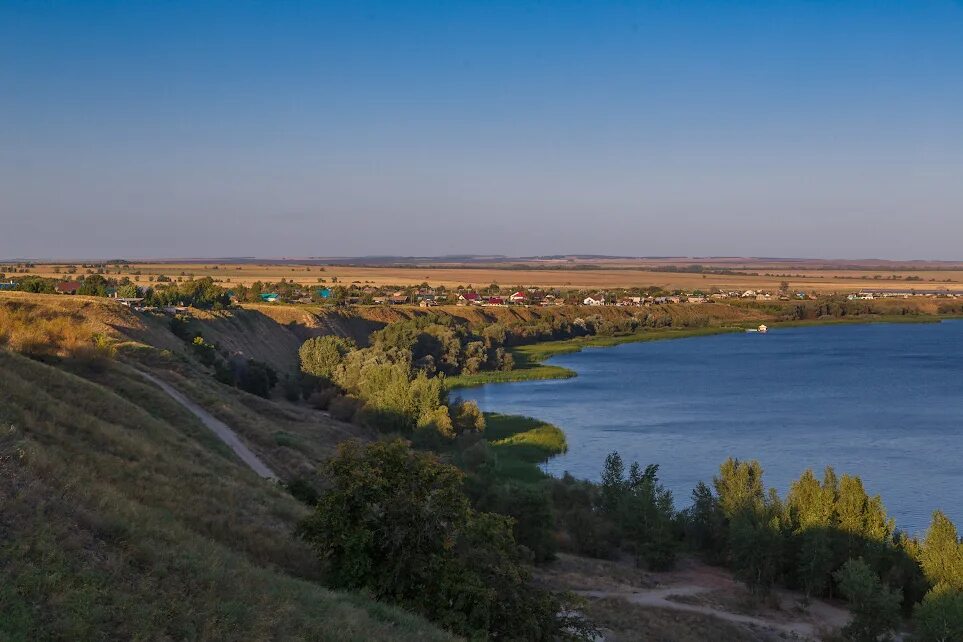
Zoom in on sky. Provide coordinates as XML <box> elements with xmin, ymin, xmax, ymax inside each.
<box><xmin>2</xmin><ymin>1</ymin><xmax>962</xmax><ymax>260</ymax></box>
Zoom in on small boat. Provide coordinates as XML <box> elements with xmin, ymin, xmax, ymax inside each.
<box><xmin>746</xmin><ymin>324</ymin><xmax>769</xmax><ymax>334</ymax></box>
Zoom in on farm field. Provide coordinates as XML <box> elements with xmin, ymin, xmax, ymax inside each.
<box><xmin>16</xmin><ymin>259</ymin><xmax>963</xmax><ymax>293</ymax></box>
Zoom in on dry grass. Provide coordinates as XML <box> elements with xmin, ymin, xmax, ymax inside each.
<box><xmin>0</xmin><ymin>349</ymin><xmax>454</xmax><ymax>641</ymax></box>
<box><xmin>21</xmin><ymin>260</ymin><xmax>963</xmax><ymax>292</ymax></box>
<box><xmin>0</xmin><ymin>300</ymin><xmax>110</xmax><ymax>360</ymax></box>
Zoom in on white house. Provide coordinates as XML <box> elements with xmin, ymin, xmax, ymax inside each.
<box><xmin>583</xmin><ymin>296</ymin><xmax>605</xmax><ymax>306</ymax></box>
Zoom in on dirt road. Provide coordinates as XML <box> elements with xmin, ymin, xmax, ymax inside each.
<box><xmin>137</xmin><ymin>370</ymin><xmax>279</xmax><ymax>481</ymax></box>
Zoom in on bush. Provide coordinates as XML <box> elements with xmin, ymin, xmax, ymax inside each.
<box><xmin>298</xmin><ymin>440</ymin><xmax>592</xmax><ymax>640</ymax></box>
<box><xmin>236</xmin><ymin>359</ymin><xmax>278</xmax><ymax>398</ymax></box>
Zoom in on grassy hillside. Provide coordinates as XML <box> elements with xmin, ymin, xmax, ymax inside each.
<box><xmin>0</xmin><ymin>292</ymin><xmax>454</xmax><ymax>640</ymax></box>
<box><xmin>0</xmin><ymin>350</ymin><xmax>453</xmax><ymax>641</ymax></box>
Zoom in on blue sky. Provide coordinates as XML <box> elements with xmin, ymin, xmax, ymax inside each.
<box><xmin>2</xmin><ymin>1</ymin><xmax>962</xmax><ymax>259</ymax></box>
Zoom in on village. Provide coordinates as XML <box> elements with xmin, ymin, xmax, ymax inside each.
<box><xmin>4</xmin><ymin>270</ymin><xmax>963</xmax><ymax>311</ymax></box>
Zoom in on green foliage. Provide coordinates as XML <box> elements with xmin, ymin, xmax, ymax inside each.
<box><xmin>913</xmin><ymin>586</ymin><xmax>963</xmax><ymax>642</ymax></box>
<box><xmin>834</xmin><ymin>558</ymin><xmax>902</xmax><ymax>641</ymax></box>
<box><xmin>191</xmin><ymin>336</ymin><xmax>218</xmax><ymax>367</ymax></box>
<box><xmin>727</xmin><ymin>491</ymin><xmax>786</xmax><ymax>598</ymax></box>
<box><xmin>298</xmin><ymin>440</ymin><xmax>591</xmax><ymax>640</ymax></box>
<box><xmin>299</xmin><ymin>335</ymin><xmax>355</xmax><ymax>380</ymax></box>
<box><xmin>599</xmin><ymin>453</ymin><xmax>678</xmax><ymax>570</ymax></box>
<box><xmin>236</xmin><ymin>359</ymin><xmax>278</xmax><ymax>398</ymax></box>
<box><xmin>116</xmin><ymin>283</ymin><xmax>139</xmax><ymax>298</ymax></box>
<box><xmin>681</xmin><ymin>481</ymin><xmax>727</xmax><ymax>564</ymax></box>
<box><xmin>714</xmin><ymin>457</ymin><xmax>766</xmax><ymax>518</ymax></box>
<box><xmin>919</xmin><ymin>511</ymin><xmax>963</xmax><ymax>592</ymax></box>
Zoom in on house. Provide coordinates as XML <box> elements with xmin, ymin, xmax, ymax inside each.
<box><xmin>419</xmin><ymin>298</ymin><xmax>437</xmax><ymax>308</ymax></box>
<box><xmin>55</xmin><ymin>281</ymin><xmax>81</xmax><ymax>294</ymax></box>
<box><xmin>486</xmin><ymin>296</ymin><xmax>505</xmax><ymax>306</ymax></box>
<box><xmin>458</xmin><ymin>292</ymin><xmax>481</xmax><ymax>305</ymax></box>
<box><xmin>260</xmin><ymin>293</ymin><xmax>279</xmax><ymax>303</ymax></box>
<box><xmin>686</xmin><ymin>295</ymin><xmax>707</xmax><ymax>304</ymax></box>
<box><xmin>617</xmin><ymin>297</ymin><xmax>642</xmax><ymax>307</ymax></box>
<box><xmin>389</xmin><ymin>293</ymin><xmax>409</xmax><ymax>304</ymax></box>
<box><xmin>583</xmin><ymin>296</ymin><xmax>605</xmax><ymax>306</ymax></box>
<box><xmin>509</xmin><ymin>291</ymin><xmax>527</xmax><ymax>304</ymax></box>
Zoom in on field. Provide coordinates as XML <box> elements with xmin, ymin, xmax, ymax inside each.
<box><xmin>14</xmin><ymin>257</ymin><xmax>963</xmax><ymax>293</ymax></box>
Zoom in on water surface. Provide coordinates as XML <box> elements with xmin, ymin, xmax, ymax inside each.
<box><xmin>460</xmin><ymin>321</ymin><xmax>963</xmax><ymax>535</ymax></box>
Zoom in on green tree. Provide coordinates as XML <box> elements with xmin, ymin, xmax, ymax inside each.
<box><xmin>914</xmin><ymin>586</ymin><xmax>963</xmax><ymax>642</ymax></box>
<box><xmin>682</xmin><ymin>482</ymin><xmax>727</xmax><ymax>564</ymax></box>
<box><xmin>714</xmin><ymin>458</ymin><xmax>766</xmax><ymax>519</ymax></box>
<box><xmin>919</xmin><ymin>511</ymin><xmax>963</xmax><ymax>591</ymax></box>
<box><xmin>727</xmin><ymin>490</ymin><xmax>786</xmax><ymax>598</ymax></box>
<box><xmin>834</xmin><ymin>558</ymin><xmax>902</xmax><ymax>641</ymax></box>
<box><xmin>116</xmin><ymin>283</ymin><xmax>139</xmax><ymax>298</ymax></box>
<box><xmin>298</xmin><ymin>440</ymin><xmax>591</xmax><ymax>640</ymax></box>
<box><xmin>299</xmin><ymin>336</ymin><xmax>355</xmax><ymax>380</ymax></box>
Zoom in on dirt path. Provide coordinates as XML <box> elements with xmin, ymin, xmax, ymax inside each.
<box><xmin>577</xmin><ymin>585</ymin><xmax>835</xmax><ymax>639</ymax></box>
<box><xmin>136</xmin><ymin>370</ymin><xmax>279</xmax><ymax>481</ymax></box>
<box><xmin>537</xmin><ymin>554</ymin><xmax>850</xmax><ymax>641</ymax></box>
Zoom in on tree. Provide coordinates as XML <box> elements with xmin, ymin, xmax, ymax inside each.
<box><xmin>727</xmin><ymin>490</ymin><xmax>786</xmax><ymax>598</ymax></box>
<box><xmin>451</xmin><ymin>400</ymin><xmax>485</xmax><ymax>435</ymax></box>
<box><xmin>714</xmin><ymin>458</ymin><xmax>766</xmax><ymax>519</ymax></box>
<box><xmin>298</xmin><ymin>336</ymin><xmax>355</xmax><ymax>380</ymax></box>
<box><xmin>599</xmin><ymin>451</ymin><xmax>626</xmax><ymax>516</ymax></box>
<box><xmin>919</xmin><ymin>511</ymin><xmax>963</xmax><ymax>591</ymax></box>
<box><xmin>682</xmin><ymin>482</ymin><xmax>727</xmax><ymax>564</ymax></box>
<box><xmin>914</xmin><ymin>586</ymin><xmax>963</xmax><ymax>642</ymax></box>
<box><xmin>298</xmin><ymin>440</ymin><xmax>592</xmax><ymax>640</ymax></box>
<box><xmin>833</xmin><ymin>558</ymin><xmax>902</xmax><ymax>642</ymax></box>
<box><xmin>116</xmin><ymin>283</ymin><xmax>139</xmax><ymax>298</ymax></box>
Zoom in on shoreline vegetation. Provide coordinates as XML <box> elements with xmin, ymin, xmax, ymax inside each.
<box><xmin>446</xmin><ymin>312</ymin><xmax>955</xmax><ymax>390</ymax></box>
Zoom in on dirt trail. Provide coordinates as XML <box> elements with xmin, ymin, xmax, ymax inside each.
<box><xmin>136</xmin><ymin>370</ymin><xmax>279</xmax><ymax>481</ymax></box>
<box><xmin>577</xmin><ymin>584</ymin><xmax>836</xmax><ymax>639</ymax></box>
<box><xmin>538</xmin><ymin>554</ymin><xmax>850</xmax><ymax>641</ymax></box>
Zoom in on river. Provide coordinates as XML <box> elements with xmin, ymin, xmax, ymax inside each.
<box><xmin>459</xmin><ymin>321</ymin><xmax>963</xmax><ymax>535</ymax></box>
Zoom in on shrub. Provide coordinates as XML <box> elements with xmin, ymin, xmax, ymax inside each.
<box><xmin>298</xmin><ymin>440</ymin><xmax>593</xmax><ymax>640</ymax></box>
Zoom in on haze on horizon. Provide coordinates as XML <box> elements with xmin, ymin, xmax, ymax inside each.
<box><xmin>2</xmin><ymin>1</ymin><xmax>962</xmax><ymax>261</ymax></box>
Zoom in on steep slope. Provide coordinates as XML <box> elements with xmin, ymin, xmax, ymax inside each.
<box><xmin>0</xmin><ymin>350</ymin><xmax>453</xmax><ymax>641</ymax></box>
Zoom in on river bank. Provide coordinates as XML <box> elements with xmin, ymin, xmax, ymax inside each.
<box><xmin>447</xmin><ymin>312</ymin><xmax>954</xmax><ymax>390</ymax></box>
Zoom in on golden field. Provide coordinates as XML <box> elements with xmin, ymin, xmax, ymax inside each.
<box><xmin>13</xmin><ymin>259</ymin><xmax>963</xmax><ymax>293</ymax></box>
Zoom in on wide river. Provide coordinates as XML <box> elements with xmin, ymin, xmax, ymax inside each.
<box><xmin>459</xmin><ymin>320</ymin><xmax>963</xmax><ymax>535</ymax></box>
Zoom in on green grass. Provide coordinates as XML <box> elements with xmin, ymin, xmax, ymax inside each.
<box><xmin>0</xmin><ymin>349</ymin><xmax>453</xmax><ymax>641</ymax></box>
<box><xmin>482</xmin><ymin>413</ymin><xmax>568</xmax><ymax>484</ymax></box>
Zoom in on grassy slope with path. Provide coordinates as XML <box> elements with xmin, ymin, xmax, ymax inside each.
<box><xmin>0</xmin><ymin>293</ymin><xmax>453</xmax><ymax>641</ymax></box>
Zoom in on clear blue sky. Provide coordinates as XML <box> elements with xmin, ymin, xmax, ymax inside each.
<box><xmin>2</xmin><ymin>1</ymin><xmax>962</xmax><ymax>260</ymax></box>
